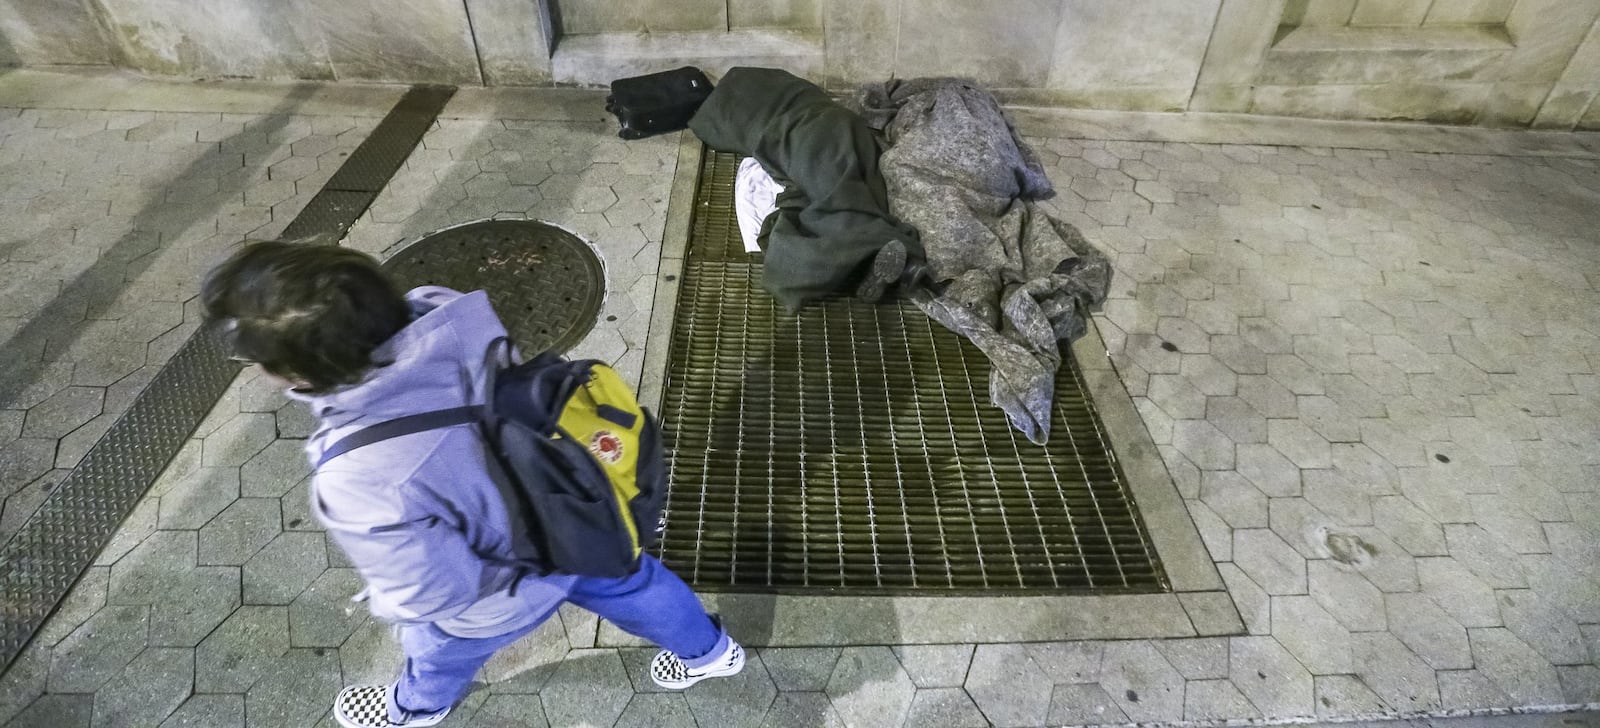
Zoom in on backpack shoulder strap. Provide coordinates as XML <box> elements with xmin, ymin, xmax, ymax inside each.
<box><xmin>316</xmin><ymin>406</ymin><xmax>482</xmax><ymax>468</ymax></box>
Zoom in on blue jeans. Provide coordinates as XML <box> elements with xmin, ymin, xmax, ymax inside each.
<box><xmin>391</xmin><ymin>555</ymin><xmax>724</xmax><ymax>718</ymax></box>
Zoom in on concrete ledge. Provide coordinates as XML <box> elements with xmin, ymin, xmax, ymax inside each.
<box><xmin>1263</xmin><ymin>25</ymin><xmax>1515</xmax><ymax>85</ymax></box>
<box><xmin>551</xmin><ymin>29</ymin><xmax>822</xmax><ymax>87</ymax></box>
<box><xmin>1007</xmin><ymin>104</ymin><xmax>1600</xmax><ymax>157</ymax></box>
<box><xmin>0</xmin><ymin>68</ymin><xmax>404</xmax><ymax>116</ymax></box>
<box><xmin>601</xmin><ymin>592</ymin><xmax>1207</xmax><ymax>647</ymax></box>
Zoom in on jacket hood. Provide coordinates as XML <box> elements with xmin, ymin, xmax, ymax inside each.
<box><xmin>296</xmin><ymin>286</ymin><xmax>506</xmax><ymax>428</ymax></box>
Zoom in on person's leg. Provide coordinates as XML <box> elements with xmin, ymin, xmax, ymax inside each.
<box><xmin>334</xmin><ymin>579</ymin><xmax>570</xmax><ymax>728</ymax></box>
<box><xmin>564</xmin><ymin>555</ymin><xmax>723</xmax><ymax>660</ymax></box>
<box><xmin>391</xmin><ymin>623</ymin><xmax>528</xmax><ymax>716</ymax></box>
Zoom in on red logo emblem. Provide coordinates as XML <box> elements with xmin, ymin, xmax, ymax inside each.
<box><xmin>590</xmin><ymin>431</ymin><xmax>624</xmax><ymax>464</ymax></box>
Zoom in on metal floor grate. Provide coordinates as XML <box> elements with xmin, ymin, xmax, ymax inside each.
<box><xmin>653</xmin><ymin>150</ymin><xmax>1167</xmax><ymax>595</ymax></box>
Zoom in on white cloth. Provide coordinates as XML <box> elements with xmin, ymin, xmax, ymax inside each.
<box><xmin>734</xmin><ymin>157</ymin><xmax>781</xmax><ymax>253</ymax></box>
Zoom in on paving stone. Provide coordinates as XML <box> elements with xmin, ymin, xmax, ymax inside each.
<box><xmin>241</xmin><ymin>439</ymin><xmax>311</xmax><ymax>498</ymax></box>
<box><xmin>1098</xmin><ymin>641</ymin><xmax>1185</xmax><ymax>723</ymax></box>
<box><xmin>245</xmin><ymin>648</ymin><xmax>341</xmax><ymax>728</ymax></box>
<box><xmin>1469</xmin><ymin>628</ymin><xmax>1565</xmax><ymax>705</ymax></box>
<box><xmin>1415</xmin><ymin>556</ymin><xmax>1504</xmax><ymax>628</ymax></box>
<box><xmin>1025</xmin><ymin>642</ymin><xmax>1102</xmax><ymax>684</ymax></box>
<box><xmin>7</xmin><ymin>694</ymin><xmax>93</xmax><ymax>728</ymax></box>
<box><xmin>1437</xmin><ymin>668</ymin><xmax>1515</xmax><ymax>711</ymax></box>
<box><xmin>21</xmin><ymin>385</ymin><xmax>103</xmax><ymax>438</ymax></box>
<box><xmin>1154</xmin><ymin>637</ymin><xmax>1229</xmax><ymax>680</ymax></box>
<box><xmin>148</xmin><ymin>566</ymin><xmax>241</xmax><ymax>647</ymax></box>
<box><xmin>1271</xmin><ymin>595</ymin><xmax>1353</xmax><ymax>675</ymax></box>
<box><xmin>34</xmin><ymin>566</ymin><xmax>108</xmax><ymax>647</ymax></box>
<box><xmin>1045</xmin><ymin>683</ymin><xmax>1129</xmax><ymax>726</ymax></box>
<box><xmin>1236</xmin><ymin>443</ymin><xmax>1302</xmax><ymax>497</ymax></box>
<box><xmin>156</xmin><ymin>465</ymin><xmax>240</xmax><ymax>530</ymax></box>
<box><xmin>760</xmin><ymin>692</ymin><xmax>843</xmax><ymax>728</ymax></box>
<box><xmin>0</xmin><ymin>437</ymin><xmax>56</xmax><ymax>497</ymax></box>
<box><xmin>1234</xmin><ymin>529</ymin><xmax>1308</xmax><ymax>595</ymax></box>
<box><xmin>1444</xmin><ymin>523</ymin><xmax>1527</xmax><ymax>589</ymax></box>
<box><xmin>1228</xmin><ymin>636</ymin><xmax>1314</xmax><ymax>718</ymax></box>
<box><xmin>613</xmin><ymin>692</ymin><xmax>696</xmax><ymax>728</ymax></box>
<box><xmin>1386</xmin><ymin>592</ymin><xmax>1473</xmax><ymax>670</ymax></box>
<box><xmin>1172</xmin><ymin>419</ymin><xmax>1235</xmax><ymax>470</ymax></box>
<box><xmin>1314</xmin><ymin>674</ymin><xmax>1390</xmax><ymax>719</ymax></box>
<box><xmin>48</xmin><ymin>604</ymin><xmax>148</xmax><ymax>693</ymax></box>
<box><xmin>158</xmin><ymin>694</ymin><xmax>244</xmax><ymax>728</ymax></box>
<box><xmin>1469</xmin><ymin>494</ymin><xmax>1550</xmax><ymax>555</ymax></box>
<box><xmin>1307</xmin><ymin>559</ymin><xmax>1387</xmax><ymax>632</ymax></box>
<box><xmin>1351</xmin><ymin>632</ymin><xmax>1442</xmax><ymax>713</ymax></box>
<box><xmin>1268</xmin><ymin>419</ymin><xmax>1332</xmax><ymax>469</ymax></box>
<box><xmin>281</xmin><ymin>476</ymin><xmax>315</xmax><ymax>531</ymax></box>
<box><xmin>1373</xmin><ymin>495</ymin><xmax>1448</xmax><ymax>557</ymax></box>
<box><xmin>1200</xmin><ymin>470</ymin><xmax>1269</xmax><ymax>528</ymax></box>
<box><xmin>1303</xmin><ymin>469</ymin><xmax>1374</xmax><ymax>526</ymax></box>
<box><xmin>288</xmin><ymin>568</ymin><xmax>368</xmax><ymax>648</ymax></box>
<box><xmin>540</xmin><ymin>650</ymin><xmax>635</xmax><ymax>727</ymax></box>
<box><xmin>1186</xmin><ymin>679</ymin><xmax>1262</xmax><ymax>721</ymax></box>
<box><xmin>1319</xmin><ymin>527</ymin><xmax>1419</xmax><ymax>593</ymax></box>
<box><xmin>1220</xmin><ymin>562</ymin><xmax>1272</xmax><ymax>635</ymax></box>
<box><xmin>826</xmin><ymin>647</ymin><xmax>914</xmax><ymax>728</ymax></box>
<box><xmin>1556</xmin><ymin>665</ymin><xmax>1600</xmax><ymax>705</ymax></box>
<box><xmin>889</xmin><ymin>645</ymin><xmax>969</xmax><ymax>689</ymax></box>
<box><xmin>1496</xmin><ymin>589</ymin><xmax>1589</xmax><ymax>666</ymax></box>
<box><xmin>243</xmin><ymin>530</ymin><xmax>327</xmax><ymax>604</ymax></box>
<box><xmin>1177</xmin><ymin>591</ymin><xmax>1246</xmax><ymax>636</ymax></box>
<box><xmin>276</xmin><ymin>402</ymin><xmax>317</xmax><ymax>438</ymax></box>
<box><xmin>339</xmin><ymin>617</ymin><xmax>404</xmax><ymax>686</ymax></box>
<box><xmin>195</xmin><ymin>606</ymin><xmax>290</xmax><ymax>693</ymax></box>
<box><xmin>470</xmin><ymin>694</ymin><xmax>550</xmax><ymax>728</ymax></box>
<box><xmin>483</xmin><ymin>619</ymin><xmax>569</xmax><ymax>694</ymax></box>
<box><xmin>1270</xmin><ymin>497</ymin><xmax>1339</xmax><ymax>559</ymax></box>
<box><xmin>0</xmin><ymin>645</ymin><xmax>50</xmax><ymax>725</ymax></box>
<box><xmin>198</xmin><ymin>497</ymin><xmax>282</xmax><ymax>565</ymax></box>
<box><xmin>759</xmin><ymin>649</ymin><xmax>842</xmax><ymax>692</ymax></box>
<box><xmin>202</xmin><ymin>412</ymin><xmax>276</xmax><ymax>466</ymax></box>
<box><xmin>899</xmin><ymin>688</ymin><xmax>987</xmax><ymax>728</ymax></box>
<box><xmin>1207</xmin><ymin>395</ymin><xmax>1268</xmax><ymax>443</ymax></box>
<box><xmin>1147</xmin><ymin>374</ymin><xmax>1207</xmax><ymax>419</ymax></box>
<box><xmin>91</xmin><ymin>646</ymin><xmax>192</xmax><ymax>728</ymax></box>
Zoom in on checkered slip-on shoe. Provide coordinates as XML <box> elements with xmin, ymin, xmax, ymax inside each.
<box><xmin>650</xmin><ymin>638</ymin><xmax>746</xmax><ymax>690</ymax></box>
<box><xmin>333</xmin><ymin>684</ymin><xmax>450</xmax><ymax>728</ymax></box>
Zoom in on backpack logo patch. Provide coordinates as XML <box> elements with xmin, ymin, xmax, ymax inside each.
<box><xmin>590</xmin><ymin>430</ymin><xmax>624</xmax><ymax>464</ymax></box>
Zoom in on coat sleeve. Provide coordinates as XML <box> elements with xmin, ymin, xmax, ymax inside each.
<box><xmin>311</xmin><ymin>462</ymin><xmax>484</xmax><ymax>625</ymax></box>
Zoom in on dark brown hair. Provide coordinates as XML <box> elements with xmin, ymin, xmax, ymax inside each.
<box><xmin>201</xmin><ymin>241</ymin><xmax>410</xmax><ymax>392</ymax></box>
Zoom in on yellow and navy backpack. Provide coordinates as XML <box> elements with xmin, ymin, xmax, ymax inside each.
<box><xmin>317</xmin><ymin>338</ymin><xmax>667</xmax><ymax>578</ymax></box>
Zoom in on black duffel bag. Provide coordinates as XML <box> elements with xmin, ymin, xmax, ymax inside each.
<box><xmin>606</xmin><ymin>66</ymin><xmax>714</xmax><ymax>140</ymax></box>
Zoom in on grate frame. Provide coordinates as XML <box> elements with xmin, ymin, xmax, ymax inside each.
<box><xmin>651</xmin><ymin>150</ymin><xmax>1168</xmax><ymax>596</ymax></box>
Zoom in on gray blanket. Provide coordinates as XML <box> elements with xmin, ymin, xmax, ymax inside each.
<box><xmin>855</xmin><ymin>78</ymin><xmax>1112</xmax><ymax>444</ymax></box>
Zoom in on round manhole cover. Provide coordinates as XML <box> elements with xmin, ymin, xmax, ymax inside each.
<box><xmin>384</xmin><ymin>220</ymin><xmax>605</xmax><ymax>354</ymax></box>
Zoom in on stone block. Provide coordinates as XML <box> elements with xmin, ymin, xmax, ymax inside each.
<box><xmin>196</xmin><ymin>606</ymin><xmax>290</xmax><ymax>693</ymax></box>
<box><xmin>316</xmin><ymin>0</ymin><xmax>481</xmax><ymax>83</ymax></box>
<box><xmin>1047</xmin><ymin>0</ymin><xmax>1220</xmax><ymax>110</ymax></box>
<box><xmin>1099</xmin><ymin>641</ymin><xmax>1186</xmax><ymax>722</ymax></box>
<box><xmin>94</xmin><ymin>0</ymin><xmax>330</xmax><ymax>79</ymax></box>
<box><xmin>730</xmin><ymin>0</ymin><xmax>821</xmax><ymax>29</ymax></box>
<box><xmin>760</xmin><ymin>647</ymin><xmax>841</xmax><ymax>691</ymax></box>
<box><xmin>905</xmin><ymin>688</ymin><xmax>988</xmax><ymax>728</ymax></box>
<box><xmin>540</xmin><ymin>650</ymin><xmax>634</xmax><ymax>728</ymax></box>
<box><xmin>826</xmin><ymin>647</ymin><xmax>914</xmax><ymax>728</ymax></box>
<box><xmin>1350</xmin><ymin>0</ymin><xmax>1431</xmax><ymax>25</ymax></box>
<box><xmin>48</xmin><ymin>605</ymin><xmax>149</xmax><ymax>694</ymax></box>
<box><xmin>895</xmin><ymin>0</ymin><xmax>1061</xmax><ymax>87</ymax></box>
<box><xmin>1425</xmin><ymin>0</ymin><xmax>1516</xmax><ymax>24</ymax></box>
<box><xmin>243</xmin><ymin>531</ymin><xmax>327</xmax><ymax>604</ymax></box>
<box><xmin>560</xmin><ymin>0</ymin><xmax>725</xmax><ymax>33</ymax></box>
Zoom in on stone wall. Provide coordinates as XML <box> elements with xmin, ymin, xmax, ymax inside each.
<box><xmin>2</xmin><ymin>0</ymin><xmax>1597</xmax><ymax>128</ymax></box>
